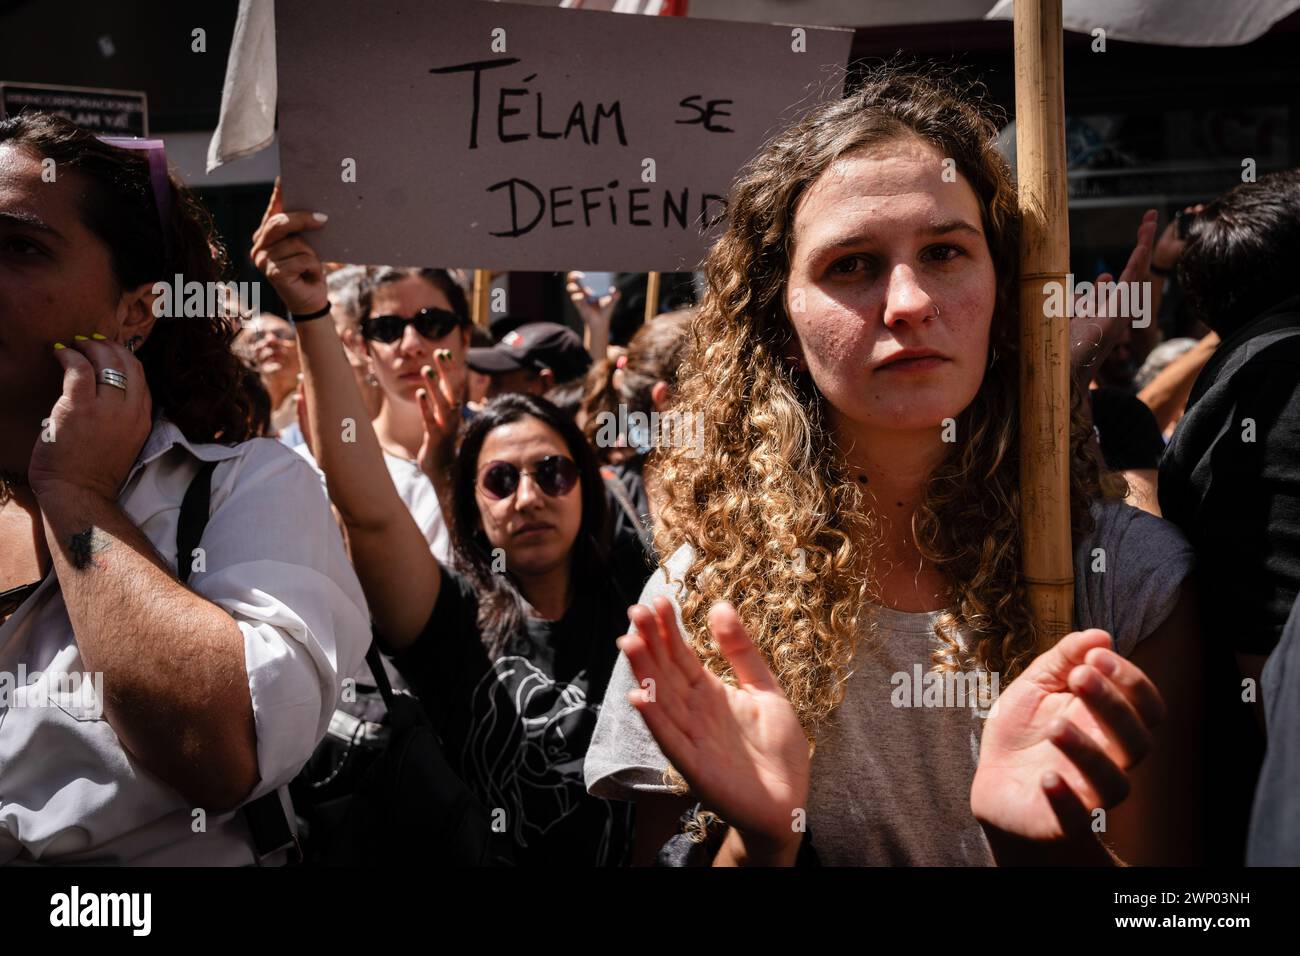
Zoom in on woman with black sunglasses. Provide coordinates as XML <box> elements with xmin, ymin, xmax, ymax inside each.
<box><xmin>250</xmin><ymin>189</ymin><xmax>645</xmax><ymax>866</ymax></box>
<box><xmin>317</xmin><ymin>256</ymin><xmax>471</xmax><ymax>563</ymax></box>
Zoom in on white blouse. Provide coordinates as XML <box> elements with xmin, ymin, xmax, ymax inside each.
<box><xmin>294</xmin><ymin>444</ymin><xmax>454</xmax><ymax>564</ymax></box>
<box><xmin>0</xmin><ymin>418</ymin><xmax>371</xmax><ymax>865</ymax></box>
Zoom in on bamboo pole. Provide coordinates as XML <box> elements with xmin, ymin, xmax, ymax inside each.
<box><xmin>645</xmin><ymin>271</ymin><xmax>661</xmax><ymax>324</ymax></box>
<box><xmin>472</xmin><ymin>269</ymin><xmax>491</xmax><ymax>329</ymax></box>
<box><xmin>1014</xmin><ymin>0</ymin><xmax>1074</xmax><ymax>651</ymax></box>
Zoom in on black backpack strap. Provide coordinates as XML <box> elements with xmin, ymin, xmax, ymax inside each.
<box><xmin>602</xmin><ymin>467</ymin><xmax>654</xmax><ymax>554</ymax></box>
<box><xmin>244</xmin><ymin>790</ymin><xmax>299</xmax><ymax>864</ymax></box>
<box><xmin>177</xmin><ymin>458</ymin><xmax>299</xmax><ymax>864</ymax></box>
<box><xmin>365</xmin><ymin>639</ymin><xmax>396</xmax><ymax>711</ymax></box>
<box><xmin>177</xmin><ymin>461</ymin><xmax>218</xmax><ymax>585</ymax></box>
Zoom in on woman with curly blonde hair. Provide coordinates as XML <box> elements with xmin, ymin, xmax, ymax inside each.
<box><xmin>584</xmin><ymin>68</ymin><xmax>1204</xmax><ymax>866</ymax></box>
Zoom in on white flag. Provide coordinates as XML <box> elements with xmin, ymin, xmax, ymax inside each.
<box><xmin>206</xmin><ymin>0</ymin><xmax>276</xmax><ymax>173</ymax></box>
<box><xmin>986</xmin><ymin>0</ymin><xmax>1300</xmax><ymax>47</ymax></box>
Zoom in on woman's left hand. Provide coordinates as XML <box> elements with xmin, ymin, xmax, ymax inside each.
<box><xmin>970</xmin><ymin>629</ymin><xmax>1165</xmax><ymax>849</ymax></box>
<box><xmin>621</xmin><ymin>598</ymin><xmax>810</xmax><ymax>860</ymax></box>
<box><xmin>28</xmin><ymin>337</ymin><xmax>153</xmax><ymax>500</ymax></box>
<box><xmin>415</xmin><ymin>350</ymin><xmax>461</xmax><ymax>484</ymax></box>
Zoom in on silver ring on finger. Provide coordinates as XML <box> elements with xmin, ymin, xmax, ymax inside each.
<box><xmin>99</xmin><ymin>368</ymin><xmax>129</xmax><ymax>392</ymax></box>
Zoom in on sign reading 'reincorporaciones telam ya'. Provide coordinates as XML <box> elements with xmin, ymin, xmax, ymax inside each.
<box><xmin>275</xmin><ymin>0</ymin><xmax>852</xmax><ymax>272</ymax></box>
<box><xmin>0</xmin><ymin>82</ymin><xmax>148</xmax><ymax>136</ymax></box>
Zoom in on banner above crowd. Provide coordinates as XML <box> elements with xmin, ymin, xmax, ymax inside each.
<box><xmin>275</xmin><ymin>0</ymin><xmax>852</xmax><ymax>271</ymax></box>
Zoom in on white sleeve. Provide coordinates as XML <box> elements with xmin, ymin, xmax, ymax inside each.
<box><xmin>191</xmin><ymin>439</ymin><xmax>371</xmax><ymax>798</ymax></box>
<box><xmin>585</xmin><ymin>546</ymin><xmax>694</xmax><ymax>799</ymax></box>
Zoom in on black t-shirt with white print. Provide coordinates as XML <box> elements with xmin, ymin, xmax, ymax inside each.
<box><xmin>391</xmin><ymin>547</ymin><xmax>647</xmax><ymax>867</ymax></box>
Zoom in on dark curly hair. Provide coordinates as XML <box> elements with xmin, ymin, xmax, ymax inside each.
<box><xmin>0</xmin><ymin>112</ymin><xmax>260</xmax><ymax>443</ymax></box>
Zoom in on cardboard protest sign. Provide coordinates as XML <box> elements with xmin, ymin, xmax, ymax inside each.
<box><xmin>276</xmin><ymin>0</ymin><xmax>851</xmax><ymax>272</ymax></box>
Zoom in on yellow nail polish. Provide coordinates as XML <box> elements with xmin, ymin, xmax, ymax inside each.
<box><xmin>91</xmin><ymin>333</ymin><xmax>108</xmax><ymax>341</ymax></box>
<box><xmin>53</xmin><ymin>342</ymin><xmax>66</xmax><ymax>350</ymax></box>
<box><xmin>74</xmin><ymin>334</ymin><xmax>88</xmax><ymax>341</ymax></box>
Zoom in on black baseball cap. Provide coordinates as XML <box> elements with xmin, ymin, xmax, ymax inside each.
<box><xmin>488</xmin><ymin>311</ymin><xmax>533</xmax><ymax>342</ymax></box>
<box><xmin>468</xmin><ymin>322</ymin><xmax>592</xmax><ymax>382</ymax></box>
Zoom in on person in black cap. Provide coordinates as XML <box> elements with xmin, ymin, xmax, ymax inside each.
<box><xmin>487</xmin><ymin>311</ymin><xmax>532</xmax><ymax>343</ymax></box>
<box><xmin>468</xmin><ymin>322</ymin><xmax>593</xmax><ymax>400</ymax></box>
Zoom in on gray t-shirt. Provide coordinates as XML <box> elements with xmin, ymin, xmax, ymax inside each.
<box><xmin>583</xmin><ymin>499</ymin><xmax>1194</xmax><ymax>865</ymax></box>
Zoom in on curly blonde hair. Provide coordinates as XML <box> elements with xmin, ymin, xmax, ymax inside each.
<box><xmin>654</xmin><ymin>66</ymin><xmax>1116</xmax><ymax>738</ymax></box>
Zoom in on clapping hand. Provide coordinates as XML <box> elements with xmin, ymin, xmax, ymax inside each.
<box><xmin>971</xmin><ymin>629</ymin><xmax>1165</xmax><ymax>861</ymax></box>
<box><xmin>620</xmin><ymin>597</ymin><xmax>810</xmax><ymax>863</ymax></box>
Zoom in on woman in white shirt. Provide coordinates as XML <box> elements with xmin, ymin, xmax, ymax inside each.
<box><xmin>0</xmin><ymin>113</ymin><xmax>370</xmax><ymax>864</ymax></box>
<box><xmin>292</xmin><ymin>265</ymin><xmax>470</xmax><ymax>563</ymax></box>
<box><xmin>362</xmin><ymin>267</ymin><xmax>476</xmax><ymax>564</ymax></box>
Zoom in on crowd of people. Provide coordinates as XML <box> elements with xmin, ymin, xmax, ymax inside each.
<box><xmin>1</xmin><ymin>64</ymin><xmax>1297</xmax><ymax>867</ymax></box>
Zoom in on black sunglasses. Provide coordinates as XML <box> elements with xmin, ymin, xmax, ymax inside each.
<box><xmin>477</xmin><ymin>455</ymin><xmax>580</xmax><ymax>501</ymax></box>
<box><xmin>361</xmin><ymin>307</ymin><xmax>464</xmax><ymax>344</ymax></box>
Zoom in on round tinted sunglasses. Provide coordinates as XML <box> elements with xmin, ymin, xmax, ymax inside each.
<box><xmin>361</xmin><ymin>307</ymin><xmax>464</xmax><ymax>344</ymax></box>
<box><xmin>477</xmin><ymin>455</ymin><xmax>580</xmax><ymax>500</ymax></box>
